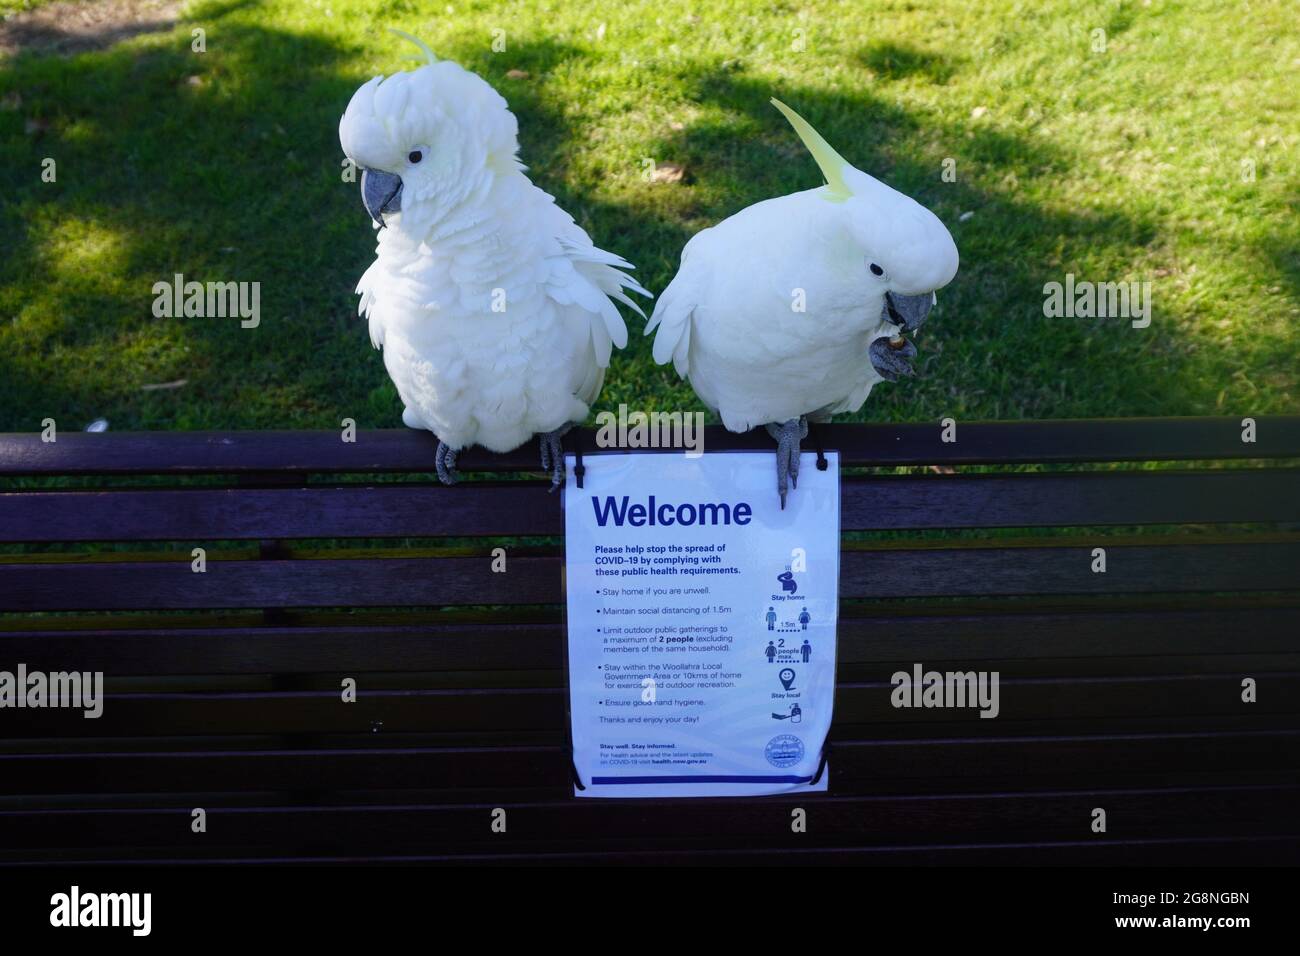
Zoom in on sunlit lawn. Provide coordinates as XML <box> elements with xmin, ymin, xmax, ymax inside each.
<box><xmin>0</xmin><ymin>0</ymin><xmax>1296</xmax><ymax>435</ymax></box>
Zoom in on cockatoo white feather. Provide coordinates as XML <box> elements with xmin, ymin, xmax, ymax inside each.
<box><xmin>647</xmin><ymin>100</ymin><xmax>957</xmax><ymax>435</ymax></box>
<box><xmin>339</xmin><ymin>40</ymin><xmax>648</xmax><ymax>456</ymax></box>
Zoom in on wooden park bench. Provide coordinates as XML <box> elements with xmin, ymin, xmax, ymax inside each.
<box><xmin>1</xmin><ymin>417</ymin><xmax>1298</xmax><ymax>864</ymax></box>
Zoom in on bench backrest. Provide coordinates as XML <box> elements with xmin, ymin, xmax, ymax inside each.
<box><xmin>1</xmin><ymin>418</ymin><xmax>1298</xmax><ymax>863</ymax></box>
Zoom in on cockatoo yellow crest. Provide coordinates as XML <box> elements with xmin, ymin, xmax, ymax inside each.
<box><xmin>647</xmin><ymin>100</ymin><xmax>958</xmax><ymax>505</ymax></box>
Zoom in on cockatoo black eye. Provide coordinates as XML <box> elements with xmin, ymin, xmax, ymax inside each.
<box><xmin>407</xmin><ymin>149</ymin><xmax>424</xmax><ymax>164</ymax></box>
<box><xmin>869</xmin><ymin>262</ymin><xmax>884</xmax><ymax>277</ymax></box>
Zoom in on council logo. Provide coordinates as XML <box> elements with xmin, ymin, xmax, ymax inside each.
<box><xmin>765</xmin><ymin>734</ymin><xmax>804</xmax><ymax>768</ymax></box>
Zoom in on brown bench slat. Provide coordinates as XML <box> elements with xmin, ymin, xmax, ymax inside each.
<box><xmin>2</xmin><ymin>674</ymin><xmax>1295</xmax><ymax>737</ymax></box>
<box><xmin>2</xmin><ymin>417</ymin><xmax>1298</xmax><ymax>476</ymax></box>
<box><xmin>3</xmin><ymin>540</ymin><xmax>1297</xmax><ymax>610</ymax></box>
<box><xmin>9</xmin><ymin>712</ymin><xmax>1299</xmax><ymax>756</ymax></box>
<box><xmin>444</xmin><ymin>836</ymin><xmax>1295</xmax><ymax>866</ymax></box>
<box><xmin>0</xmin><ymin>785</ymin><xmax>1294</xmax><ymax>853</ymax></box>
<box><xmin>1</xmin><ymin>729</ymin><xmax>1296</xmax><ymax>794</ymax></box>
<box><xmin>2</xmin><ymin>604</ymin><xmax>1296</xmax><ymax>674</ymax></box>
<box><xmin>0</xmin><ymin>483</ymin><xmax>557</xmax><ymax>541</ymax></box>
<box><xmin>0</xmin><ymin>555</ymin><xmax>557</xmax><ymax>611</ymax></box>
<box><xmin>11</xmin><ymin>836</ymin><xmax>1292</xmax><ymax>866</ymax></box>
<box><xmin>838</xmin><ymin>541</ymin><xmax>1300</xmax><ymax>599</ymax></box>
<box><xmin>4</xmin><ymin>468</ymin><xmax>1299</xmax><ymax>542</ymax></box>
<box><xmin>842</xmin><ymin>469</ymin><xmax>1300</xmax><ymax>531</ymax></box>
<box><xmin>1</xmin><ymin>419</ymin><xmax>1294</xmax><ymax>866</ymax></box>
<box><xmin>0</xmin><ymin>622</ymin><xmax>562</xmax><ymax>673</ymax></box>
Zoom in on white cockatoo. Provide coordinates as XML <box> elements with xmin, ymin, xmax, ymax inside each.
<box><xmin>339</xmin><ymin>32</ymin><xmax>649</xmax><ymax>486</ymax></box>
<box><xmin>647</xmin><ymin>99</ymin><xmax>959</xmax><ymax>506</ymax></box>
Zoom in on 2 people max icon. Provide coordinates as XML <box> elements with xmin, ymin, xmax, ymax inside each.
<box><xmin>765</xmin><ymin>638</ymin><xmax>812</xmax><ymax>663</ymax></box>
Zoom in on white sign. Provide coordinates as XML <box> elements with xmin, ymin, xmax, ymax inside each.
<box><xmin>564</xmin><ymin>450</ymin><xmax>840</xmax><ymax>798</ymax></box>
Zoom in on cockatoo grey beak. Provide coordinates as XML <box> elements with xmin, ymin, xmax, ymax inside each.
<box><xmin>884</xmin><ymin>291</ymin><xmax>937</xmax><ymax>333</ymax></box>
<box><xmin>361</xmin><ymin>168</ymin><xmax>403</xmax><ymax>227</ymax></box>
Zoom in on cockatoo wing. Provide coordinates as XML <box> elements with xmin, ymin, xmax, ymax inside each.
<box><xmin>356</xmin><ymin>260</ymin><xmax>384</xmax><ymax>347</ymax></box>
<box><xmin>339</xmin><ymin>43</ymin><xmax>655</xmax><ymax>465</ymax></box>
<box><xmin>543</xmin><ymin>213</ymin><xmax>649</xmax><ymax>372</ymax></box>
<box><xmin>648</xmin><ymin>193</ymin><xmax>901</xmax><ymax>431</ymax></box>
<box><xmin>645</xmin><ymin>227</ymin><xmax>713</xmax><ymax>378</ymax></box>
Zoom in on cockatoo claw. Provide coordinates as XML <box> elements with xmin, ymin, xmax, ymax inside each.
<box><xmin>765</xmin><ymin>417</ymin><xmax>809</xmax><ymax>509</ymax></box>
<box><xmin>434</xmin><ymin>441</ymin><xmax>461</xmax><ymax>486</ymax></box>
<box><xmin>869</xmin><ymin>335</ymin><xmax>919</xmax><ymax>383</ymax></box>
<box><xmin>539</xmin><ymin>427</ymin><xmax>568</xmax><ymax>492</ymax></box>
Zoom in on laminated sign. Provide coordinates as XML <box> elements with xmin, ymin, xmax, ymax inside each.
<box><xmin>563</xmin><ymin>450</ymin><xmax>840</xmax><ymax>798</ymax></box>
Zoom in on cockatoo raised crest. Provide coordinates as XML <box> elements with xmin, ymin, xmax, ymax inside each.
<box><xmin>647</xmin><ymin>99</ymin><xmax>959</xmax><ymax>506</ymax></box>
<box><xmin>339</xmin><ymin>30</ymin><xmax>650</xmax><ymax>486</ymax></box>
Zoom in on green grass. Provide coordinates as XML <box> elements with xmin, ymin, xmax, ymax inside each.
<box><xmin>0</xmin><ymin>0</ymin><xmax>56</xmax><ymax>15</ymax></box>
<box><xmin>1</xmin><ymin>0</ymin><xmax>1296</xmax><ymax>436</ymax></box>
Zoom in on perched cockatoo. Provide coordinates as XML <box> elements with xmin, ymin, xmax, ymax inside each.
<box><xmin>647</xmin><ymin>100</ymin><xmax>959</xmax><ymax>506</ymax></box>
<box><xmin>339</xmin><ymin>32</ymin><xmax>649</xmax><ymax>486</ymax></box>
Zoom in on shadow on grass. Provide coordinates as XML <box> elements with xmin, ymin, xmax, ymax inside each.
<box><xmin>0</xmin><ymin>15</ymin><xmax>1291</xmax><ymax>438</ymax></box>
<box><xmin>856</xmin><ymin>41</ymin><xmax>958</xmax><ymax>84</ymax></box>
<box><xmin>595</xmin><ymin>61</ymin><xmax>1181</xmax><ymax>422</ymax></box>
<box><xmin>0</xmin><ymin>11</ymin><xmax>383</xmax><ymax>430</ymax></box>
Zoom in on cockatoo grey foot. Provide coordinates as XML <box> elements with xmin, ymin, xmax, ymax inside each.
<box><xmin>765</xmin><ymin>417</ymin><xmax>809</xmax><ymax>510</ymax></box>
<box><xmin>434</xmin><ymin>441</ymin><xmax>461</xmax><ymax>486</ymax></box>
<box><xmin>539</xmin><ymin>427</ymin><xmax>571</xmax><ymax>491</ymax></box>
<box><xmin>869</xmin><ymin>335</ymin><xmax>918</xmax><ymax>383</ymax></box>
